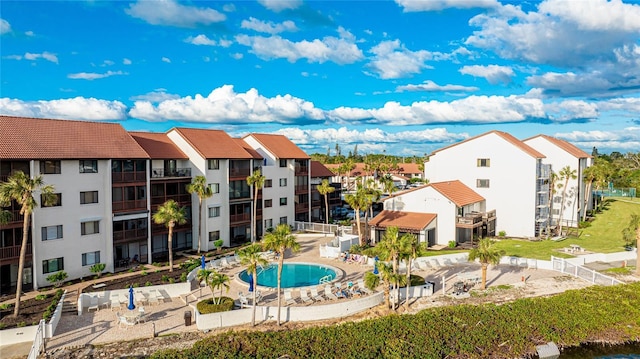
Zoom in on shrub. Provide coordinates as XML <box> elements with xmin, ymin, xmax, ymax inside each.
<box><xmin>90</xmin><ymin>263</ymin><xmax>106</xmax><ymax>277</ymax></box>
<box><xmin>180</xmin><ymin>259</ymin><xmax>200</xmax><ymax>272</ymax></box>
<box><xmin>0</xmin><ymin>303</ymin><xmax>13</xmax><ymax>310</ymax></box>
<box><xmin>448</xmin><ymin>240</ymin><xmax>456</xmax><ymax>248</ymax></box>
<box><xmin>180</xmin><ymin>272</ymin><xmax>187</xmax><ymax>282</ymax></box>
<box><xmin>141</xmin><ymin>271</ymin><xmax>148</xmax><ymax>276</ymax></box>
<box><xmin>17</xmin><ymin>322</ymin><xmax>26</xmax><ymax>327</ymax></box>
<box><xmin>46</xmin><ymin>271</ymin><xmax>68</xmax><ymax>287</ymax></box>
<box><xmin>578</xmin><ymin>221</ymin><xmax>592</xmax><ymax>229</ymax></box>
<box><xmin>168</xmin><ymin>278</ymin><xmax>175</xmax><ymax>284</ymax></box>
<box><xmin>196</xmin><ymin>297</ymin><xmax>234</xmax><ymax>314</ymax></box>
<box><xmin>145</xmin><ymin>281</ymin><xmax>153</xmax><ymax>287</ymax></box>
<box><xmin>498</xmin><ymin>230</ymin><xmax>507</xmax><ymax>237</ymax></box>
<box><xmin>214</xmin><ymin>239</ymin><xmax>224</xmax><ymax>249</ymax></box>
<box><xmin>35</xmin><ymin>294</ymin><xmax>49</xmax><ymax>301</ymax></box>
<box><xmin>162</xmin><ymin>275</ymin><xmax>170</xmax><ymax>282</ymax></box>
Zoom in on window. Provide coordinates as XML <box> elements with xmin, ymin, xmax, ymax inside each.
<box><xmin>265</xmin><ymin>219</ymin><xmax>273</xmax><ymax>229</ymax></box>
<box><xmin>477</xmin><ymin>158</ymin><xmax>491</xmax><ymax>167</ymax></box>
<box><xmin>208</xmin><ymin>159</ymin><xmax>220</xmax><ymax>170</ymax></box>
<box><xmin>79</xmin><ymin>160</ymin><xmax>98</xmax><ymax>173</ymax></box>
<box><xmin>264</xmin><ymin>179</ymin><xmax>272</xmax><ymax>188</ymax></box>
<box><xmin>553</xmin><ymin>196</ymin><xmax>562</xmax><ymax>204</ymax></box>
<box><xmin>265</xmin><ymin>199</ymin><xmax>273</xmax><ymax>208</ymax></box>
<box><xmin>80</xmin><ymin>191</ymin><xmax>98</xmax><ymax>204</ymax></box>
<box><xmin>41</xmin><ymin>225</ymin><xmax>63</xmax><ymax>241</ymax></box>
<box><xmin>280</xmin><ymin>197</ymin><xmax>287</xmax><ymax>206</ymax></box>
<box><xmin>476</xmin><ymin>179</ymin><xmax>490</xmax><ymax>188</ymax></box>
<box><xmin>42</xmin><ymin>257</ymin><xmax>64</xmax><ymax>274</ymax></box>
<box><xmin>279</xmin><ymin>178</ymin><xmax>287</xmax><ymax>187</ymax></box>
<box><xmin>209</xmin><ymin>183</ymin><xmax>220</xmax><ymax>194</ymax></box>
<box><xmin>40</xmin><ymin>160</ymin><xmax>61</xmax><ymax>174</ymax></box>
<box><xmin>81</xmin><ymin>220</ymin><xmax>100</xmax><ymax>235</ymax></box>
<box><xmin>42</xmin><ymin>193</ymin><xmax>62</xmax><ymax>207</ymax></box>
<box><xmin>279</xmin><ymin>159</ymin><xmax>287</xmax><ymax>167</ymax></box>
<box><xmin>279</xmin><ymin>216</ymin><xmax>287</xmax><ymax>224</ymax></box>
<box><xmin>208</xmin><ymin>206</ymin><xmax>220</xmax><ymax>218</ymax></box>
<box><xmin>208</xmin><ymin>231</ymin><xmax>220</xmax><ymax>242</ymax></box>
<box><xmin>82</xmin><ymin>251</ymin><xmax>100</xmax><ymax>266</ymax></box>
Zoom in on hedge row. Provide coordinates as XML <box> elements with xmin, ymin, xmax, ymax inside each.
<box><xmin>152</xmin><ymin>282</ymin><xmax>640</xmax><ymax>359</ymax></box>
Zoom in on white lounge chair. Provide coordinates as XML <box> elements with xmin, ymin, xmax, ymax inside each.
<box><xmin>147</xmin><ymin>290</ymin><xmax>160</xmax><ymax>306</ymax></box>
<box><xmin>357</xmin><ymin>279</ymin><xmax>373</xmax><ymax>295</ymax></box>
<box><xmin>300</xmin><ymin>288</ymin><xmax>313</xmax><ymax>304</ymax></box>
<box><xmin>110</xmin><ymin>296</ymin><xmax>122</xmax><ymax>311</ymax></box>
<box><xmin>324</xmin><ymin>285</ymin><xmax>339</xmax><ymax>300</ymax></box>
<box><xmin>237</xmin><ymin>294</ymin><xmax>249</xmax><ymax>308</ymax></box>
<box><xmin>310</xmin><ymin>286</ymin><xmax>325</xmax><ymax>301</ymax></box>
<box><xmin>116</xmin><ymin>312</ymin><xmax>135</xmax><ymax>329</ymax></box>
<box><xmin>87</xmin><ymin>296</ymin><xmax>99</xmax><ymax>312</ymax></box>
<box><xmin>284</xmin><ymin>289</ymin><xmax>298</xmax><ymax>305</ymax></box>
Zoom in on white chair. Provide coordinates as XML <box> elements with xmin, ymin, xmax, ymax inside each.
<box><xmin>357</xmin><ymin>279</ymin><xmax>373</xmax><ymax>295</ymax></box>
<box><xmin>116</xmin><ymin>312</ymin><xmax>135</xmax><ymax>329</ymax></box>
<box><xmin>136</xmin><ymin>307</ymin><xmax>146</xmax><ymax>323</ymax></box>
<box><xmin>110</xmin><ymin>296</ymin><xmax>122</xmax><ymax>311</ymax></box>
<box><xmin>237</xmin><ymin>294</ymin><xmax>249</xmax><ymax>308</ymax></box>
<box><xmin>324</xmin><ymin>285</ymin><xmax>338</xmax><ymax>300</ymax></box>
<box><xmin>299</xmin><ymin>288</ymin><xmax>313</xmax><ymax>304</ymax></box>
<box><xmin>87</xmin><ymin>296</ymin><xmax>99</xmax><ymax>312</ymax></box>
<box><xmin>284</xmin><ymin>289</ymin><xmax>298</xmax><ymax>305</ymax></box>
<box><xmin>310</xmin><ymin>286</ymin><xmax>325</xmax><ymax>301</ymax></box>
<box><xmin>147</xmin><ymin>290</ymin><xmax>160</xmax><ymax>306</ymax></box>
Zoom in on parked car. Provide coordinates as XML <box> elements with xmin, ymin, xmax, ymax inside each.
<box><xmin>332</xmin><ymin>207</ymin><xmax>349</xmax><ymax>218</ymax></box>
<box><xmin>347</xmin><ymin>210</ymin><xmax>366</xmax><ymax>219</ymax></box>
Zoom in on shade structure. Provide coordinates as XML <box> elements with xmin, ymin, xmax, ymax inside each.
<box><xmin>201</xmin><ymin>255</ymin><xmax>206</xmax><ymax>270</ymax></box>
<box><xmin>248</xmin><ymin>273</ymin><xmax>254</xmax><ymax>292</ymax></box>
<box><xmin>127</xmin><ymin>285</ymin><xmax>135</xmax><ymax>310</ymax></box>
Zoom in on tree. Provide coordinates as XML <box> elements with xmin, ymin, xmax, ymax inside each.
<box><xmin>556</xmin><ymin>166</ymin><xmax>577</xmax><ymax>235</ymax></box>
<box><xmin>187</xmin><ymin>175</ymin><xmax>213</xmax><ymax>254</ymax></box>
<box><xmin>378</xmin><ymin>226</ymin><xmax>411</xmax><ymax>310</ymax></box>
<box><xmin>345</xmin><ymin>187</ymin><xmax>367</xmax><ymax>246</ymax></box>
<box><xmin>582</xmin><ymin>165</ymin><xmax>597</xmax><ymax>222</ymax></box>
<box><xmin>622</xmin><ymin>214</ymin><xmax>640</xmax><ymax>276</ymax></box>
<box><xmin>547</xmin><ymin>171</ymin><xmax>558</xmax><ymax>237</ymax></box>
<box><xmin>208</xmin><ymin>271</ymin><xmax>230</xmax><ymax>305</ymax></box>
<box><xmin>468</xmin><ymin>238</ymin><xmax>505</xmax><ymax>290</ymax></box>
<box><xmin>375</xmin><ymin>261</ymin><xmax>394</xmax><ymax>312</ymax></box>
<box><xmin>262</xmin><ymin>223</ymin><xmax>300</xmax><ymax>325</ymax></box>
<box><xmin>401</xmin><ymin>233</ymin><xmax>419</xmax><ymax>312</ymax></box>
<box><xmin>0</xmin><ymin>171</ymin><xmax>56</xmax><ymax>316</ymax></box>
<box><xmin>316</xmin><ymin>179</ymin><xmax>335</xmax><ymax>224</ymax></box>
<box><xmin>238</xmin><ymin>243</ymin><xmax>269</xmax><ymax>326</ymax></box>
<box><xmin>152</xmin><ymin>200</ymin><xmax>187</xmax><ymax>272</ymax></box>
<box><xmin>246</xmin><ymin>169</ymin><xmax>266</xmax><ymax>243</ymax></box>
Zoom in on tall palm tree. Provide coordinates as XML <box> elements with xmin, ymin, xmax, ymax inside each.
<box><xmin>208</xmin><ymin>271</ymin><xmax>230</xmax><ymax>305</ymax></box>
<box><xmin>187</xmin><ymin>175</ymin><xmax>213</xmax><ymax>254</ymax></box>
<box><xmin>546</xmin><ymin>171</ymin><xmax>558</xmax><ymax>237</ymax></box>
<box><xmin>238</xmin><ymin>243</ymin><xmax>268</xmax><ymax>326</ymax></box>
<box><xmin>152</xmin><ymin>200</ymin><xmax>187</xmax><ymax>272</ymax></box>
<box><xmin>345</xmin><ymin>188</ymin><xmax>367</xmax><ymax>246</ymax></box>
<box><xmin>316</xmin><ymin>179</ymin><xmax>335</xmax><ymax>224</ymax></box>
<box><xmin>0</xmin><ymin>171</ymin><xmax>56</xmax><ymax>316</ymax></box>
<box><xmin>375</xmin><ymin>261</ymin><xmax>394</xmax><ymax>312</ymax></box>
<box><xmin>401</xmin><ymin>233</ymin><xmax>419</xmax><ymax>312</ymax></box>
<box><xmin>378</xmin><ymin>226</ymin><xmax>410</xmax><ymax>310</ymax></box>
<box><xmin>582</xmin><ymin>165</ymin><xmax>597</xmax><ymax>222</ymax></box>
<box><xmin>246</xmin><ymin>169</ymin><xmax>265</xmax><ymax>243</ymax></box>
<box><xmin>262</xmin><ymin>223</ymin><xmax>300</xmax><ymax>325</ymax></box>
<box><xmin>468</xmin><ymin>238</ymin><xmax>505</xmax><ymax>290</ymax></box>
<box><xmin>556</xmin><ymin>166</ymin><xmax>577</xmax><ymax>235</ymax></box>
<box><xmin>622</xmin><ymin>214</ymin><xmax>640</xmax><ymax>276</ymax></box>
<box><xmin>196</xmin><ymin>268</ymin><xmax>213</xmax><ymax>299</ymax></box>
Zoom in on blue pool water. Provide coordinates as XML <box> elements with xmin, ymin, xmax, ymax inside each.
<box><xmin>238</xmin><ymin>263</ymin><xmax>337</xmax><ymax>288</ymax></box>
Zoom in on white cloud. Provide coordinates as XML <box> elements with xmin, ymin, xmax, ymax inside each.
<box><xmin>19</xmin><ymin>52</ymin><xmax>59</xmax><ymax>64</ymax></box>
<box><xmin>258</xmin><ymin>0</ymin><xmax>302</xmax><ymax>12</ymax></box>
<box><xmin>364</xmin><ymin>29</ymin><xmax>373</xmax><ymax>35</ymax></box>
<box><xmin>130</xmin><ymin>89</ymin><xmax>181</xmax><ymax>103</ymax></box>
<box><xmin>395</xmin><ymin>0</ymin><xmax>500</xmax><ymax>12</ymax></box>
<box><xmin>125</xmin><ymin>0</ymin><xmax>225</xmax><ymax>28</ymax></box>
<box><xmin>396</xmin><ymin>80</ymin><xmax>479</xmax><ymax>92</ymax></box>
<box><xmin>162</xmin><ymin>57</ymin><xmax>171</xmax><ymax>63</ymax></box>
<box><xmin>231</xmin><ymin>53</ymin><xmax>243</xmax><ymax>60</ymax></box>
<box><xmin>0</xmin><ymin>19</ymin><xmax>10</xmax><ymax>34</ymax></box>
<box><xmin>123</xmin><ymin>58</ymin><xmax>132</xmax><ymax>65</ymax></box>
<box><xmin>538</xmin><ymin>0</ymin><xmax>640</xmax><ymax>32</ymax></box>
<box><xmin>367</xmin><ymin>40</ymin><xmax>434</xmax><ymax>79</ymax></box>
<box><xmin>0</xmin><ymin>97</ymin><xmax>127</xmax><ymax>120</ymax></box>
<box><xmin>184</xmin><ymin>34</ymin><xmax>217</xmax><ymax>46</ymax></box>
<box><xmin>555</xmin><ymin>128</ymin><xmax>640</xmax><ymax>151</ymax></box>
<box><xmin>235</xmin><ymin>28</ymin><xmax>363</xmax><ymax>65</ymax></box>
<box><xmin>218</xmin><ymin>39</ymin><xmax>233</xmax><ymax>48</ymax></box>
<box><xmin>222</xmin><ymin>3</ymin><xmax>236</xmax><ymax>12</ymax></box>
<box><xmin>25</xmin><ymin>30</ymin><xmax>34</xmax><ymax>37</ymax></box>
<box><xmin>68</xmin><ymin>70</ymin><xmax>127</xmax><ymax>80</ymax></box>
<box><xmin>459</xmin><ymin>64</ymin><xmax>514</xmax><ymax>84</ymax></box>
<box><xmin>129</xmin><ymin>85</ymin><xmax>326</xmax><ymax>124</ymax></box>
<box><xmin>102</xmin><ymin>60</ymin><xmax>115</xmax><ymax>66</ymax></box>
<box><xmin>241</xmin><ymin>17</ymin><xmax>297</xmax><ymax>35</ymax></box>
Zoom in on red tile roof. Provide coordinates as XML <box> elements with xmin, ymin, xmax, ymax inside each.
<box><xmin>310</xmin><ymin>161</ymin><xmax>335</xmax><ymax>178</ymax></box>
<box><xmin>324</xmin><ymin>163</ymin><xmax>370</xmax><ymax>176</ymax></box>
<box><xmin>234</xmin><ymin>139</ymin><xmax>263</xmax><ymax>159</ymax></box>
<box><xmin>172</xmin><ymin>128</ymin><xmax>254</xmax><ymax>159</ymax></box>
<box><xmin>244</xmin><ymin>133</ymin><xmax>309</xmax><ymax>159</ymax></box>
<box><xmin>395</xmin><ymin>163</ymin><xmax>422</xmax><ymax>174</ymax></box>
<box><xmin>429</xmin><ymin>180</ymin><xmax>485</xmax><ymax>207</ymax></box>
<box><xmin>524</xmin><ymin>134</ymin><xmax>591</xmax><ymax>159</ymax></box>
<box><xmin>369</xmin><ymin>210</ymin><xmax>437</xmax><ymax>231</ymax></box>
<box><xmin>0</xmin><ymin>115</ymin><xmax>148</xmax><ymax>159</ymax></box>
<box><xmin>130</xmin><ymin>131</ymin><xmax>188</xmax><ymax>159</ymax></box>
<box><xmin>431</xmin><ymin>130</ymin><xmax>545</xmax><ymax>159</ymax></box>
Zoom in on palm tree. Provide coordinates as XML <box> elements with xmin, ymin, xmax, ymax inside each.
<box><xmin>0</xmin><ymin>171</ymin><xmax>56</xmax><ymax>316</ymax></box>
<box><xmin>246</xmin><ymin>169</ymin><xmax>265</xmax><ymax>243</ymax></box>
<box><xmin>622</xmin><ymin>214</ymin><xmax>640</xmax><ymax>276</ymax></box>
<box><xmin>468</xmin><ymin>238</ymin><xmax>505</xmax><ymax>290</ymax></box>
<box><xmin>582</xmin><ymin>165</ymin><xmax>597</xmax><ymax>222</ymax></box>
<box><xmin>262</xmin><ymin>223</ymin><xmax>300</xmax><ymax>325</ymax></box>
<box><xmin>316</xmin><ymin>179</ymin><xmax>335</xmax><ymax>224</ymax></box>
<box><xmin>401</xmin><ymin>233</ymin><xmax>419</xmax><ymax>312</ymax></box>
<box><xmin>375</xmin><ymin>261</ymin><xmax>394</xmax><ymax>312</ymax></box>
<box><xmin>345</xmin><ymin>185</ymin><xmax>370</xmax><ymax>246</ymax></box>
<box><xmin>187</xmin><ymin>175</ymin><xmax>213</xmax><ymax>254</ymax></box>
<box><xmin>547</xmin><ymin>171</ymin><xmax>558</xmax><ymax>236</ymax></box>
<box><xmin>238</xmin><ymin>243</ymin><xmax>268</xmax><ymax>326</ymax></box>
<box><xmin>556</xmin><ymin>166</ymin><xmax>577</xmax><ymax>235</ymax></box>
<box><xmin>196</xmin><ymin>268</ymin><xmax>213</xmax><ymax>299</ymax></box>
<box><xmin>378</xmin><ymin>226</ymin><xmax>412</xmax><ymax>310</ymax></box>
<box><xmin>208</xmin><ymin>271</ymin><xmax>230</xmax><ymax>305</ymax></box>
<box><xmin>152</xmin><ymin>200</ymin><xmax>187</xmax><ymax>272</ymax></box>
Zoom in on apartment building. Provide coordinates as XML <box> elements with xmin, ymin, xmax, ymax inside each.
<box><xmin>310</xmin><ymin>161</ymin><xmax>342</xmax><ymax>223</ymax></box>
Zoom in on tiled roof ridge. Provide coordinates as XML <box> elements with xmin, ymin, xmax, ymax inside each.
<box><xmin>430</xmin><ymin>130</ymin><xmax>545</xmax><ymax>159</ymax></box>
<box><xmin>524</xmin><ymin>134</ymin><xmax>591</xmax><ymax>159</ymax></box>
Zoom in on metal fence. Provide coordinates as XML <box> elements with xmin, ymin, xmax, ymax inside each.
<box><xmin>27</xmin><ymin>319</ymin><xmax>45</xmax><ymax>359</ymax></box>
<box><xmin>551</xmin><ymin>257</ymin><xmax>623</xmax><ymax>286</ymax></box>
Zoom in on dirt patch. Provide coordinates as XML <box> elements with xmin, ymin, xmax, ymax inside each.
<box><xmin>0</xmin><ymin>291</ymin><xmax>62</xmax><ymax>330</ymax></box>
<box><xmin>82</xmin><ymin>266</ymin><xmax>189</xmax><ymax>294</ymax></box>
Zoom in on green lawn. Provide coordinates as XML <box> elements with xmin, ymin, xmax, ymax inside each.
<box><xmin>491</xmin><ymin>198</ymin><xmax>640</xmax><ymax>260</ymax></box>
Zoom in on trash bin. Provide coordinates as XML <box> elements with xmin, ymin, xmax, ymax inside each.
<box><xmin>184</xmin><ymin>310</ymin><xmax>192</xmax><ymax>326</ymax></box>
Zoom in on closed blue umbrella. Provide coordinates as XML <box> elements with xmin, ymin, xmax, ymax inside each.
<box><xmin>201</xmin><ymin>254</ymin><xmax>206</xmax><ymax>270</ymax></box>
<box><xmin>248</xmin><ymin>273</ymin><xmax>254</xmax><ymax>292</ymax></box>
<box><xmin>373</xmin><ymin>256</ymin><xmax>379</xmax><ymax>275</ymax></box>
<box><xmin>127</xmin><ymin>285</ymin><xmax>135</xmax><ymax>310</ymax></box>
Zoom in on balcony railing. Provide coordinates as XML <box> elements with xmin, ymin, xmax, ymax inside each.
<box><xmin>1</xmin><ymin>243</ymin><xmax>32</xmax><ymax>260</ymax></box>
<box><xmin>151</xmin><ymin>168</ymin><xmax>191</xmax><ymax>179</ymax></box>
<box><xmin>295</xmin><ymin>166</ymin><xmax>308</xmax><ymax>175</ymax></box>
<box><xmin>151</xmin><ymin>194</ymin><xmax>191</xmax><ymax>205</ymax></box>
<box><xmin>230</xmin><ymin>168</ymin><xmax>250</xmax><ymax>177</ymax></box>
<box><xmin>295</xmin><ymin>203</ymin><xmax>308</xmax><ymax>212</ymax></box>
<box><xmin>456</xmin><ymin>210</ymin><xmax>496</xmax><ymax>228</ymax></box>
<box><xmin>229</xmin><ymin>191</ymin><xmax>251</xmax><ymax>200</ymax></box>
<box><xmin>113</xmin><ymin>228</ymin><xmax>148</xmax><ymax>242</ymax></box>
<box><xmin>112</xmin><ymin>171</ymin><xmax>146</xmax><ymax>183</ymax></box>
<box><xmin>295</xmin><ymin>185</ymin><xmax>308</xmax><ymax>193</ymax></box>
<box><xmin>112</xmin><ymin>200</ymin><xmax>147</xmax><ymax>212</ymax></box>
<box><xmin>1</xmin><ymin>209</ymin><xmax>24</xmax><ymax>224</ymax></box>
<box><xmin>230</xmin><ymin>213</ymin><xmax>250</xmax><ymax>223</ymax></box>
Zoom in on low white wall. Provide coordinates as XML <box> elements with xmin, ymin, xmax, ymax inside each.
<box><xmin>46</xmin><ymin>290</ymin><xmax>66</xmax><ymax>338</ymax></box>
<box><xmin>0</xmin><ymin>323</ymin><xmax>40</xmax><ymax>346</ymax></box>
<box><xmin>500</xmin><ymin>256</ymin><xmax>553</xmax><ymax>270</ymax></box>
<box><xmin>77</xmin><ymin>282</ymin><xmax>191</xmax><ymax>314</ymax></box>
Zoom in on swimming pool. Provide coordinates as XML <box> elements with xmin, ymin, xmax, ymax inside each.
<box><xmin>238</xmin><ymin>263</ymin><xmax>338</xmax><ymax>288</ymax></box>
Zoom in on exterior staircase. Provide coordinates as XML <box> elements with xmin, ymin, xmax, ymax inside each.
<box><xmin>61</xmin><ymin>289</ymin><xmax>78</xmax><ymax>315</ymax></box>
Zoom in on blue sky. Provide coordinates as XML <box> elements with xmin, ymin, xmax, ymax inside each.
<box><xmin>1</xmin><ymin>0</ymin><xmax>639</xmax><ymax>156</ymax></box>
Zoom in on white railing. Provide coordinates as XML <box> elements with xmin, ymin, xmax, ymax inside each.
<box><xmin>293</xmin><ymin>221</ymin><xmax>340</xmax><ymax>234</ymax></box>
<box><xmin>26</xmin><ymin>319</ymin><xmax>45</xmax><ymax>359</ymax></box>
<box><xmin>551</xmin><ymin>256</ymin><xmax>623</xmax><ymax>286</ymax></box>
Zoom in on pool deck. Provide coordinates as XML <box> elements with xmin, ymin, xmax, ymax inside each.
<box><xmin>12</xmin><ymin>233</ymin><xmax>596</xmax><ymax>357</ymax></box>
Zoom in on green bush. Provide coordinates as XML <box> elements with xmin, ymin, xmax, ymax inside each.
<box><xmin>578</xmin><ymin>221</ymin><xmax>592</xmax><ymax>229</ymax></box>
<box><xmin>180</xmin><ymin>259</ymin><xmax>200</xmax><ymax>272</ymax></box>
<box><xmin>145</xmin><ymin>281</ymin><xmax>153</xmax><ymax>287</ymax></box>
<box><xmin>0</xmin><ymin>303</ymin><xmax>13</xmax><ymax>310</ymax></box>
<box><xmin>141</xmin><ymin>271</ymin><xmax>148</xmax><ymax>276</ymax></box>
<box><xmin>46</xmin><ymin>271</ymin><xmax>68</xmax><ymax>287</ymax></box>
<box><xmin>213</xmin><ymin>239</ymin><xmax>224</xmax><ymax>249</ymax></box>
<box><xmin>498</xmin><ymin>230</ymin><xmax>507</xmax><ymax>237</ymax></box>
<box><xmin>180</xmin><ymin>272</ymin><xmax>188</xmax><ymax>282</ymax></box>
<box><xmin>196</xmin><ymin>297</ymin><xmax>235</xmax><ymax>314</ymax></box>
<box><xmin>35</xmin><ymin>294</ymin><xmax>49</xmax><ymax>301</ymax></box>
<box><xmin>448</xmin><ymin>240</ymin><xmax>456</xmax><ymax>248</ymax></box>
<box><xmin>161</xmin><ymin>275</ymin><xmax>170</xmax><ymax>282</ymax></box>
<box><xmin>90</xmin><ymin>263</ymin><xmax>106</xmax><ymax>277</ymax></box>
<box><xmin>168</xmin><ymin>278</ymin><xmax>175</xmax><ymax>284</ymax></box>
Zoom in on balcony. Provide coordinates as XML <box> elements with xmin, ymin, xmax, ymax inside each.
<box><xmin>295</xmin><ymin>185</ymin><xmax>309</xmax><ymax>194</ymax></box>
<box><xmin>112</xmin><ymin>200</ymin><xmax>147</xmax><ymax>212</ymax></box>
<box><xmin>1</xmin><ymin>243</ymin><xmax>32</xmax><ymax>261</ymax></box>
<box><xmin>230</xmin><ymin>213</ymin><xmax>250</xmax><ymax>224</ymax></box>
<box><xmin>113</xmin><ymin>228</ymin><xmax>148</xmax><ymax>243</ymax></box>
<box><xmin>295</xmin><ymin>203</ymin><xmax>309</xmax><ymax>213</ymax></box>
<box><xmin>112</xmin><ymin>171</ymin><xmax>146</xmax><ymax>183</ymax></box>
<box><xmin>1</xmin><ymin>209</ymin><xmax>24</xmax><ymax>224</ymax></box>
<box><xmin>229</xmin><ymin>168</ymin><xmax>250</xmax><ymax>178</ymax></box>
<box><xmin>151</xmin><ymin>194</ymin><xmax>191</xmax><ymax>206</ymax></box>
<box><xmin>151</xmin><ymin>168</ymin><xmax>191</xmax><ymax>179</ymax></box>
<box><xmin>295</xmin><ymin>166</ymin><xmax>308</xmax><ymax>175</ymax></box>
